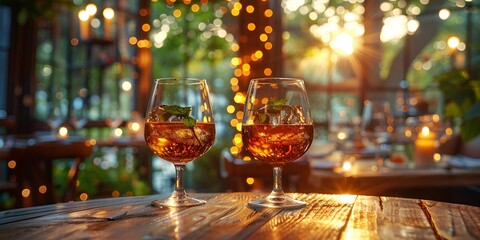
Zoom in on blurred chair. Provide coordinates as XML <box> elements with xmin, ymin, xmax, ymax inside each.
<box><xmin>220</xmin><ymin>149</ymin><xmax>311</xmax><ymax>192</ymax></box>
<box><xmin>8</xmin><ymin>138</ymin><xmax>93</xmax><ymax>207</ymax></box>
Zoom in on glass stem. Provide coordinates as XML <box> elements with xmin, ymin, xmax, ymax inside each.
<box><xmin>267</xmin><ymin>166</ymin><xmax>286</xmax><ymax>202</ymax></box>
<box><xmin>172</xmin><ymin>164</ymin><xmax>187</xmax><ymax>199</ymax></box>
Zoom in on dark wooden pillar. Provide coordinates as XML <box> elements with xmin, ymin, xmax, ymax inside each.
<box><xmin>135</xmin><ymin>0</ymin><xmax>151</xmax><ymax>116</ymax></box>
<box><xmin>7</xmin><ymin>10</ymin><xmax>38</xmax><ymax>135</ymax></box>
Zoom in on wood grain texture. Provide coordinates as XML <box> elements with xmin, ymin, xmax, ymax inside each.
<box><xmin>422</xmin><ymin>200</ymin><xmax>480</xmax><ymax>239</ymax></box>
<box><xmin>1</xmin><ymin>193</ymin><xmax>479</xmax><ymax>239</ymax></box>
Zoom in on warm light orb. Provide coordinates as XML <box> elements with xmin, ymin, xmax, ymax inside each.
<box><xmin>103</xmin><ymin>8</ymin><xmax>115</xmax><ymax>19</ymax></box>
<box><xmin>406</xmin><ymin>19</ymin><xmax>419</xmax><ymax>34</ymax></box>
<box><xmin>230</xmin><ymin>57</ymin><xmax>241</xmax><ymax>66</ymax></box>
<box><xmin>121</xmin><ymin>81</ymin><xmax>132</xmax><ymax>91</ymax></box>
<box><xmin>445</xmin><ymin>127</ymin><xmax>453</xmax><ymax>136</ymax></box>
<box><xmin>438</xmin><ymin>8</ymin><xmax>450</xmax><ymax>20</ymax></box>
<box><xmin>39</xmin><ymin>185</ymin><xmax>47</xmax><ymax>194</ymax></box>
<box><xmin>337</xmin><ymin>131</ymin><xmax>347</xmax><ymax>141</ymax></box>
<box><xmin>7</xmin><ymin>160</ymin><xmax>16</xmax><ymax>169</ymax></box>
<box><xmin>330</xmin><ymin>32</ymin><xmax>354</xmax><ymax>56</ymax></box>
<box><xmin>80</xmin><ymin>193</ymin><xmax>88</xmax><ymax>201</ymax></box>
<box><xmin>131</xmin><ymin>122</ymin><xmax>140</xmax><ymax>132</ymax></box>
<box><xmin>342</xmin><ymin>161</ymin><xmax>352</xmax><ymax>172</ymax></box>
<box><xmin>114</xmin><ymin>128</ymin><xmax>123</xmax><ymax>138</ymax></box>
<box><xmin>58</xmin><ymin>126</ymin><xmax>69</xmax><ymax>138</ymax></box>
<box><xmin>86</xmin><ymin>3</ymin><xmax>97</xmax><ymax>16</ymax></box>
<box><xmin>227</xmin><ymin>105</ymin><xmax>235</xmax><ymax>113</ymax></box>
<box><xmin>78</xmin><ymin>10</ymin><xmax>89</xmax><ymax>21</ymax></box>
<box><xmin>112</xmin><ymin>190</ymin><xmax>120</xmax><ymax>198</ymax></box>
<box><xmin>447</xmin><ymin>36</ymin><xmax>460</xmax><ymax>50</ymax></box>
<box><xmin>22</xmin><ymin>188</ymin><xmax>31</xmax><ymax>198</ymax></box>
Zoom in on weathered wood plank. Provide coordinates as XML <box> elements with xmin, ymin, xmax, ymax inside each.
<box><xmin>341</xmin><ymin>195</ymin><xmax>381</xmax><ymax>239</ymax></box>
<box><xmin>5</xmin><ymin>193</ymin><xmax>218</xmax><ymax>239</ymax></box>
<box><xmin>377</xmin><ymin>196</ymin><xmax>435</xmax><ymax>239</ymax></box>
<box><xmin>0</xmin><ymin>195</ymin><xmax>161</xmax><ymax>239</ymax></box>
<box><xmin>342</xmin><ymin>196</ymin><xmax>437</xmax><ymax>239</ymax></box>
<box><xmin>247</xmin><ymin>193</ymin><xmax>356</xmax><ymax>239</ymax></box>
<box><xmin>179</xmin><ymin>192</ymin><xmax>275</xmax><ymax>239</ymax></box>
<box><xmin>422</xmin><ymin>200</ymin><xmax>480</xmax><ymax>239</ymax></box>
<box><xmin>112</xmin><ymin>192</ymin><xmax>264</xmax><ymax>239</ymax></box>
<box><xmin>0</xmin><ymin>194</ymin><xmax>160</xmax><ymax>225</ymax></box>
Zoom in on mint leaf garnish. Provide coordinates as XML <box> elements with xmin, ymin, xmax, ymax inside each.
<box><xmin>164</xmin><ymin>105</ymin><xmax>197</xmax><ymax>129</ymax></box>
<box><xmin>268</xmin><ymin>99</ymin><xmax>287</xmax><ymax>107</ymax></box>
<box><xmin>182</xmin><ymin>117</ymin><xmax>196</xmax><ymax>129</ymax></box>
<box><xmin>164</xmin><ymin>105</ymin><xmax>191</xmax><ymax>117</ymax></box>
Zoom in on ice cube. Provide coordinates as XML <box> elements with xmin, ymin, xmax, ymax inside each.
<box><xmin>147</xmin><ymin>105</ymin><xmax>168</xmax><ymax>122</ymax></box>
<box><xmin>253</xmin><ymin>104</ymin><xmax>305</xmax><ymax>125</ymax></box>
<box><xmin>290</xmin><ymin>105</ymin><xmax>306</xmax><ymax>124</ymax></box>
<box><xmin>147</xmin><ymin>105</ymin><xmax>184</xmax><ymax>122</ymax></box>
<box><xmin>175</xmin><ymin>129</ymin><xmax>194</xmax><ymax>139</ymax></box>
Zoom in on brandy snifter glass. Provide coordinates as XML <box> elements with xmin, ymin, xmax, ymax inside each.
<box><xmin>144</xmin><ymin>77</ymin><xmax>215</xmax><ymax>207</ymax></box>
<box><xmin>242</xmin><ymin>77</ymin><xmax>314</xmax><ymax>209</ymax></box>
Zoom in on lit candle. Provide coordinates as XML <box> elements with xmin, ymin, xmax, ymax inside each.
<box><xmin>78</xmin><ymin>10</ymin><xmax>90</xmax><ymax>40</ymax></box>
<box><xmin>414</xmin><ymin>126</ymin><xmax>437</xmax><ymax>166</ymax></box>
<box><xmin>103</xmin><ymin>8</ymin><xmax>115</xmax><ymax>40</ymax></box>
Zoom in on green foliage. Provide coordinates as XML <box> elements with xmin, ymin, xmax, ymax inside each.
<box><xmin>434</xmin><ymin>69</ymin><xmax>480</xmax><ymax>141</ymax></box>
<box><xmin>76</xmin><ymin>147</ymin><xmax>151</xmax><ymax>199</ymax></box>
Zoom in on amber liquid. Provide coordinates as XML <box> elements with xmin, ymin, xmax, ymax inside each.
<box><xmin>145</xmin><ymin>122</ymin><xmax>215</xmax><ymax>163</ymax></box>
<box><xmin>242</xmin><ymin>124</ymin><xmax>313</xmax><ymax>165</ymax></box>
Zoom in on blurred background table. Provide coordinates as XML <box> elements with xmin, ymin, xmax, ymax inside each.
<box><xmin>1</xmin><ymin>192</ymin><xmax>479</xmax><ymax>239</ymax></box>
<box><xmin>309</xmin><ymin>158</ymin><xmax>480</xmax><ymax>194</ymax></box>
<box><xmin>306</xmin><ymin>140</ymin><xmax>480</xmax><ymax>206</ymax></box>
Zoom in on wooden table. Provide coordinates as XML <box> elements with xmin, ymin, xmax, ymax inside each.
<box><xmin>1</xmin><ymin>192</ymin><xmax>479</xmax><ymax>239</ymax></box>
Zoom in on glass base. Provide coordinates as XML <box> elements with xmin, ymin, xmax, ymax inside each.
<box><xmin>248</xmin><ymin>194</ymin><xmax>306</xmax><ymax>209</ymax></box>
<box><xmin>151</xmin><ymin>195</ymin><xmax>206</xmax><ymax>207</ymax></box>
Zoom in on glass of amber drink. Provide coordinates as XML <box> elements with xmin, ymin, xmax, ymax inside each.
<box><xmin>242</xmin><ymin>78</ymin><xmax>314</xmax><ymax>209</ymax></box>
<box><xmin>144</xmin><ymin>78</ymin><xmax>215</xmax><ymax>207</ymax></box>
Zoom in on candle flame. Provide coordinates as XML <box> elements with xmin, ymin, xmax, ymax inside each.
<box><xmin>78</xmin><ymin>10</ymin><xmax>89</xmax><ymax>21</ymax></box>
<box><xmin>86</xmin><ymin>3</ymin><xmax>97</xmax><ymax>16</ymax></box>
<box><xmin>103</xmin><ymin>8</ymin><xmax>115</xmax><ymax>19</ymax></box>
<box><xmin>421</xmin><ymin>126</ymin><xmax>430</xmax><ymax>136</ymax></box>
<box><xmin>58</xmin><ymin>126</ymin><xmax>69</xmax><ymax>138</ymax></box>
